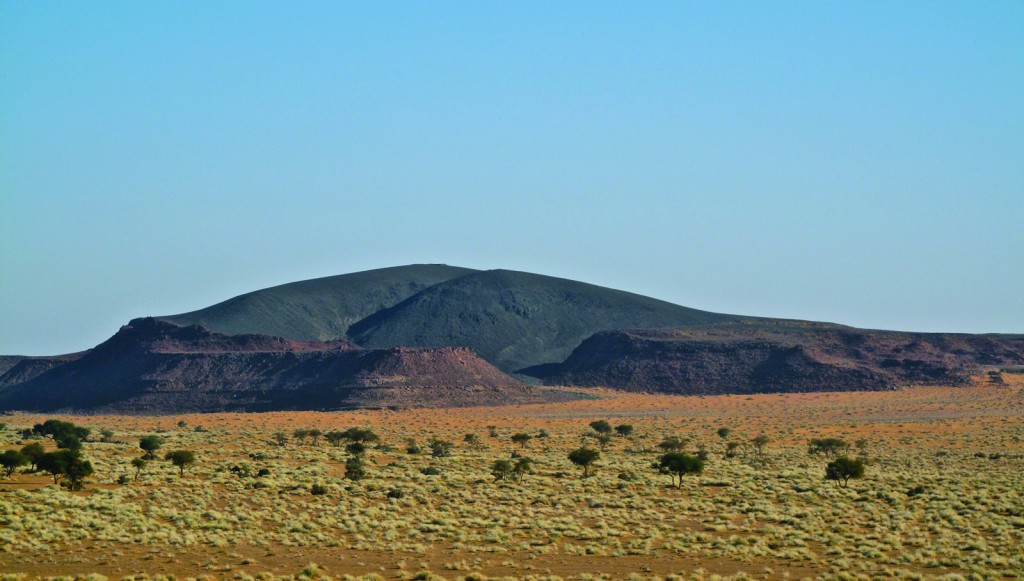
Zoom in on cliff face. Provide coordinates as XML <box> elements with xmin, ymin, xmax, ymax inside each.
<box><xmin>0</xmin><ymin>318</ymin><xmax>538</xmax><ymax>413</ymax></box>
<box><xmin>531</xmin><ymin>324</ymin><xmax>1024</xmax><ymax>394</ymax></box>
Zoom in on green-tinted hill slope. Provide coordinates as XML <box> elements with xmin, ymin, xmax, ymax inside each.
<box><xmin>347</xmin><ymin>269</ymin><xmax>738</xmax><ymax>372</ymax></box>
<box><xmin>159</xmin><ymin>264</ymin><xmax>478</xmax><ymax>341</ymax></box>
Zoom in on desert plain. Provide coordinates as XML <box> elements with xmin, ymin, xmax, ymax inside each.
<box><xmin>1</xmin><ymin>374</ymin><xmax>1022</xmax><ymax>581</ymax></box>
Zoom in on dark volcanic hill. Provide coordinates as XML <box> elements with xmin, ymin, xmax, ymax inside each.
<box><xmin>160</xmin><ymin>264</ymin><xmax>478</xmax><ymax>341</ymax></box>
<box><xmin>161</xmin><ymin>265</ymin><xmax>738</xmax><ymax>374</ymax></box>
<box><xmin>347</xmin><ymin>269</ymin><xmax>738</xmax><ymax>372</ymax></box>
<box><xmin>0</xmin><ymin>318</ymin><xmax>539</xmax><ymax>413</ymax></box>
<box><xmin>529</xmin><ymin>322</ymin><xmax>1024</xmax><ymax>394</ymax></box>
<box><xmin>4</xmin><ymin>264</ymin><xmax>1021</xmax><ymax>413</ymax></box>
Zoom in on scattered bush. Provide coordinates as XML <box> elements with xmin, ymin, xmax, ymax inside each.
<box><xmin>657</xmin><ymin>452</ymin><xmax>704</xmax><ymax>487</ymax></box>
<box><xmin>825</xmin><ymin>456</ymin><xmax>865</xmax><ymax>488</ymax></box>
<box><xmin>568</xmin><ymin>447</ymin><xmax>600</xmax><ymax>477</ymax></box>
<box><xmin>165</xmin><ymin>450</ymin><xmax>197</xmax><ymax>476</ymax></box>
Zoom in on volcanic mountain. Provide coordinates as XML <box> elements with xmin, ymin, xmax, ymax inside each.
<box><xmin>2</xmin><ymin>264</ymin><xmax>1021</xmax><ymax>413</ymax></box>
<box><xmin>161</xmin><ymin>265</ymin><xmax>739</xmax><ymax>373</ymax></box>
<box><xmin>161</xmin><ymin>264</ymin><xmax>478</xmax><ymax>342</ymax></box>
<box><xmin>0</xmin><ymin>318</ymin><xmax>539</xmax><ymax>413</ymax></box>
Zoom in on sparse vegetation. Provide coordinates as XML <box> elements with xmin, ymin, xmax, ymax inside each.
<box><xmin>1</xmin><ymin>382</ymin><xmax>1022</xmax><ymax>578</ymax></box>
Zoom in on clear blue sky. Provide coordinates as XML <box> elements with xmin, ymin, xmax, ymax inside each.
<box><xmin>2</xmin><ymin>1</ymin><xmax>1022</xmax><ymax>355</ymax></box>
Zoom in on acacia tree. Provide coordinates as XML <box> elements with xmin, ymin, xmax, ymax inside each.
<box><xmin>568</xmin><ymin>447</ymin><xmax>600</xmax><ymax>477</ymax></box>
<box><xmin>37</xmin><ymin>450</ymin><xmax>79</xmax><ymax>484</ymax></box>
<box><xmin>491</xmin><ymin>459</ymin><xmax>514</xmax><ymax>482</ymax></box>
<box><xmin>307</xmin><ymin>429</ymin><xmax>323</xmax><ymax>446</ymax></box>
<box><xmin>658</xmin><ymin>452</ymin><xmax>704</xmax><ymax>488</ymax></box>
<box><xmin>614</xmin><ymin>424</ymin><xmax>634</xmax><ymax>437</ymax></box>
<box><xmin>131</xmin><ymin>457</ymin><xmax>147</xmax><ymax>481</ymax></box>
<box><xmin>20</xmin><ymin>443</ymin><xmax>45</xmax><ymax>471</ymax></box>
<box><xmin>808</xmin><ymin>438</ymin><xmax>850</xmax><ymax>460</ymax></box>
<box><xmin>511</xmin><ymin>433</ymin><xmax>532</xmax><ymax>448</ymax></box>
<box><xmin>751</xmin><ymin>434</ymin><xmax>770</xmax><ymax>457</ymax></box>
<box><xmin>64</xmin><ymin>458</ymin><xmax>94</xmax><ymax>490</ymax></box>
<box><xmin>512</xmin><ymin>457</ymin><xmax>533</xmax><ymax>483</ymax></box>
<box><xmin>0</xmin><ymin>450</ymin><xmax>27</xmax><ymax>478</ymax></box>
<box><xmin>344</xmin><ymin>457</ymin><xmax>366</xmax><ymax>481</ymax></box>
<box><xmin>139</xmin><ymin>435</ymin><xmax>163</xmax><ymax>460</ymax></box>
<box><xmin>342</xmin><ymin>428</ymin><xmax>380</xmax><ymax>444</ymax></box>
<box><xmin>429</xmin><ymin>438</ymin><xmax>453</xmax><ymax>458</ymax></box>
<box><xmin>825</xmin><ymin>457</ymin><xmax>865</xmax><ymax>488</ymax></box>
<box><xmin>658</xmin><ymin>436</ymin><xmax>688</xmax><ymax>452</ymax></box>
<box><xmin>324</xmin><ymin>430</ymin><xmax>346</xmax><ymax>446</ymax></box>
<box><xmin>589</xmin><ymin>420</ymin><xmax>613</xmax><ymax>435</ymax></box>
<box><xmin>165</xmin><ymin>450</ymin><xmax>197</xmax><ymax>476</ymax></box>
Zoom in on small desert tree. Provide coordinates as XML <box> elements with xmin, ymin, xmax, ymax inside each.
<box><xmin>717</xmin><ymin>427</ymin><xmax>731</xmax><ymax>439</ymax></box>
<box><xmin>512</xmin><ymin>457</ymin><xmax>533</xmax><ymax>483</ymax></box>
<box><xmin>589</xmin><ymin>420</ymin><xmax>613</xmax><ymax>435</ymax></box>
<box><xmin>808</xmin><ymin>438</ymin><xmax>850</xmax><ymax>460</ymax></box>
<box><xmin>751</xmin><ymin>434</ymin><xmax>770</xmax><ymax>457</ymax></box>
<box><xmin>725</xmin><ymin>441</ymin><xmax>741</xmax><ymax>458</ymax></box>
<box><xmin>658</xmin><ymin>452</ymin><xmax>704</xmax><ymax>488</ymax></box>
<box><xmin>0</xmin><ymin>450</ymin><xmax>27</xmax><ymax>478</ymax></box>
<box><xmin>307</xmin><ymin>429</ymin><xmax>323</xmax><ymax>446</ymax></box>
<box><xmin>595</xmin><ymin>433</ymin><xmax>613</xmax><ymax>451</ymax></box>
<box><xmin>614</xmin><ymin>424</ymin><xmax>634</xmax><ymax>437</ymax></box>
<box><xmin>344</xmin><ymin>456</ymin><xmax>366</xmax><ymax>481</ymax></box>
<box><xmin>658</xmin><ymin>436</ymin><xmax>688</xmax><ymax>452</ymax></box>
<box><xmin>37</xmin><ymin>450</ymin><xmax>79</xmax><ymax>484</ymax></box>
<box><xmin>55</xmin><ymin>433</ymin><xmax>82</xmax><ymax>451</ymax></box>
<box><xmin>325</xmin><ymin>430</ymin><xmax>346</xmax><ymax>446</ymax></box>
<box><xmin>20</xmin><ymin>442</ymin><xmax>45</xmax><ymax>471</ymax></box>
<box><xmin>825</xmin><ymin>457</ymin><xmax>865</xmax><ymax>488</ymax></box>
<box><xmin>568</xmin><ymin>447</ymin><xmax>600</xmax><ymax>478</ymax></box>
<box><xmin>491</xmin><ymin>459</ymin><xmax>514</xmax><ymax>482</ymax></box>
<box><xmin>165</xmin><ymin>450</ymin><xmax>197</xmax><ymax>476</ymax></box>
<box><xmin>64</xmin><ymin>457</ymin><xmax>93</xmax><ymax>490</ymax></box>
<box><xmin>511</xmin><ymin>433</ymin><xmax>533</xmax><ymax>448</ymax></box>
<box><xmin>131</xmin><ymin>457</ymin><xmax>148</xmax><ymax>481</ymax></box>
<box><xmin>139</xmin><ymin>435</ymin><xmax>163</xmax><ymax>460</ymax></box>
<box><xmin>342</xmin><ymin>428</ymin><xmax>380</xmax><ymax>444</ymax></box>
<box><xmin>464</xmin><ymin>433</ymin><xmax>485</xmax><ymax>451</ymax></box>
<box><xmin>429</xmin><ymin>438</ymin><xmax>453</xmax><ymax>458</ymax></box>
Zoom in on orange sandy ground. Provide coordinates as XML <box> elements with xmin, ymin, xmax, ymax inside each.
<box><xmin>2</xmin><ymin>375</ymin><xmax>1022</xmax><ymax>580</ymax></box>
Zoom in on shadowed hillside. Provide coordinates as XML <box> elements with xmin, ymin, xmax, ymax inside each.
<box><xmin>348</xmin><ymin>269</ymin><xmax>738</xmax><ymax>372</ymax></box>
<box><xmin>0</xmin><ymin>318</ymin><xmax>539</xmax><ymax>413</ymax></box>
<box><xmin>529</xmin><ymin>322</ymin><xmax>1024</xmax><ymax>393</ymax></box>
<box><xmin>160</xmin><ymin>264</ymin><xmax>478</xmax><ymax>341</ymax></box>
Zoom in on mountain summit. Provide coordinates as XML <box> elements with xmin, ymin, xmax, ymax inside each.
<box><xmin>160</xmin><ymin>265</ymin><xmax>738</xmax><ymax>373</ymax></box>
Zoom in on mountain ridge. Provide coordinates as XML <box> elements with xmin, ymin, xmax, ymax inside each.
<box><xmin>0</xmin><ymin>318</ymin><xmax>539</xmax><ymax>413</ymax></box>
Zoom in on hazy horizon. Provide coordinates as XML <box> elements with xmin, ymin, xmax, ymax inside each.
<box><xmin>2</xmin><ymin>2</ymin><xmax>1022</xmax><ymax>355</ymax></box>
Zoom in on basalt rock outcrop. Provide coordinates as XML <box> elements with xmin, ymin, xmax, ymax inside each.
<box><xmin>0</xmin><ymin>318</ymin><xmax>538</xmax><ymax>413</ymax></box>
<box><xmin>527</xmin><ymin>323</ymin><xmax>1024</xmax><ymax>394</ymax></box>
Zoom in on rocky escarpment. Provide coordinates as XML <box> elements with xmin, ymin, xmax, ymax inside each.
<box><xmin>0</xmin><ymin>318</ymin><xmax>539</xmax><ymax>413</ymax></box>
<box><xmin>529</xmin><ymin>323</ymin><xmax>1024</xmax><ymax>394</ymax></box>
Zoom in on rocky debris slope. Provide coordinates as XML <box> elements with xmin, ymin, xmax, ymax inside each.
<box><xmin>529</xmin><ymin>323</ymin><xmax>1024</xmax><ymax>394</ymax></box>
<box><xmin>0</xmin><ymin>318</ymin><xmax>539</xmax><ymax>413</ymax></box>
